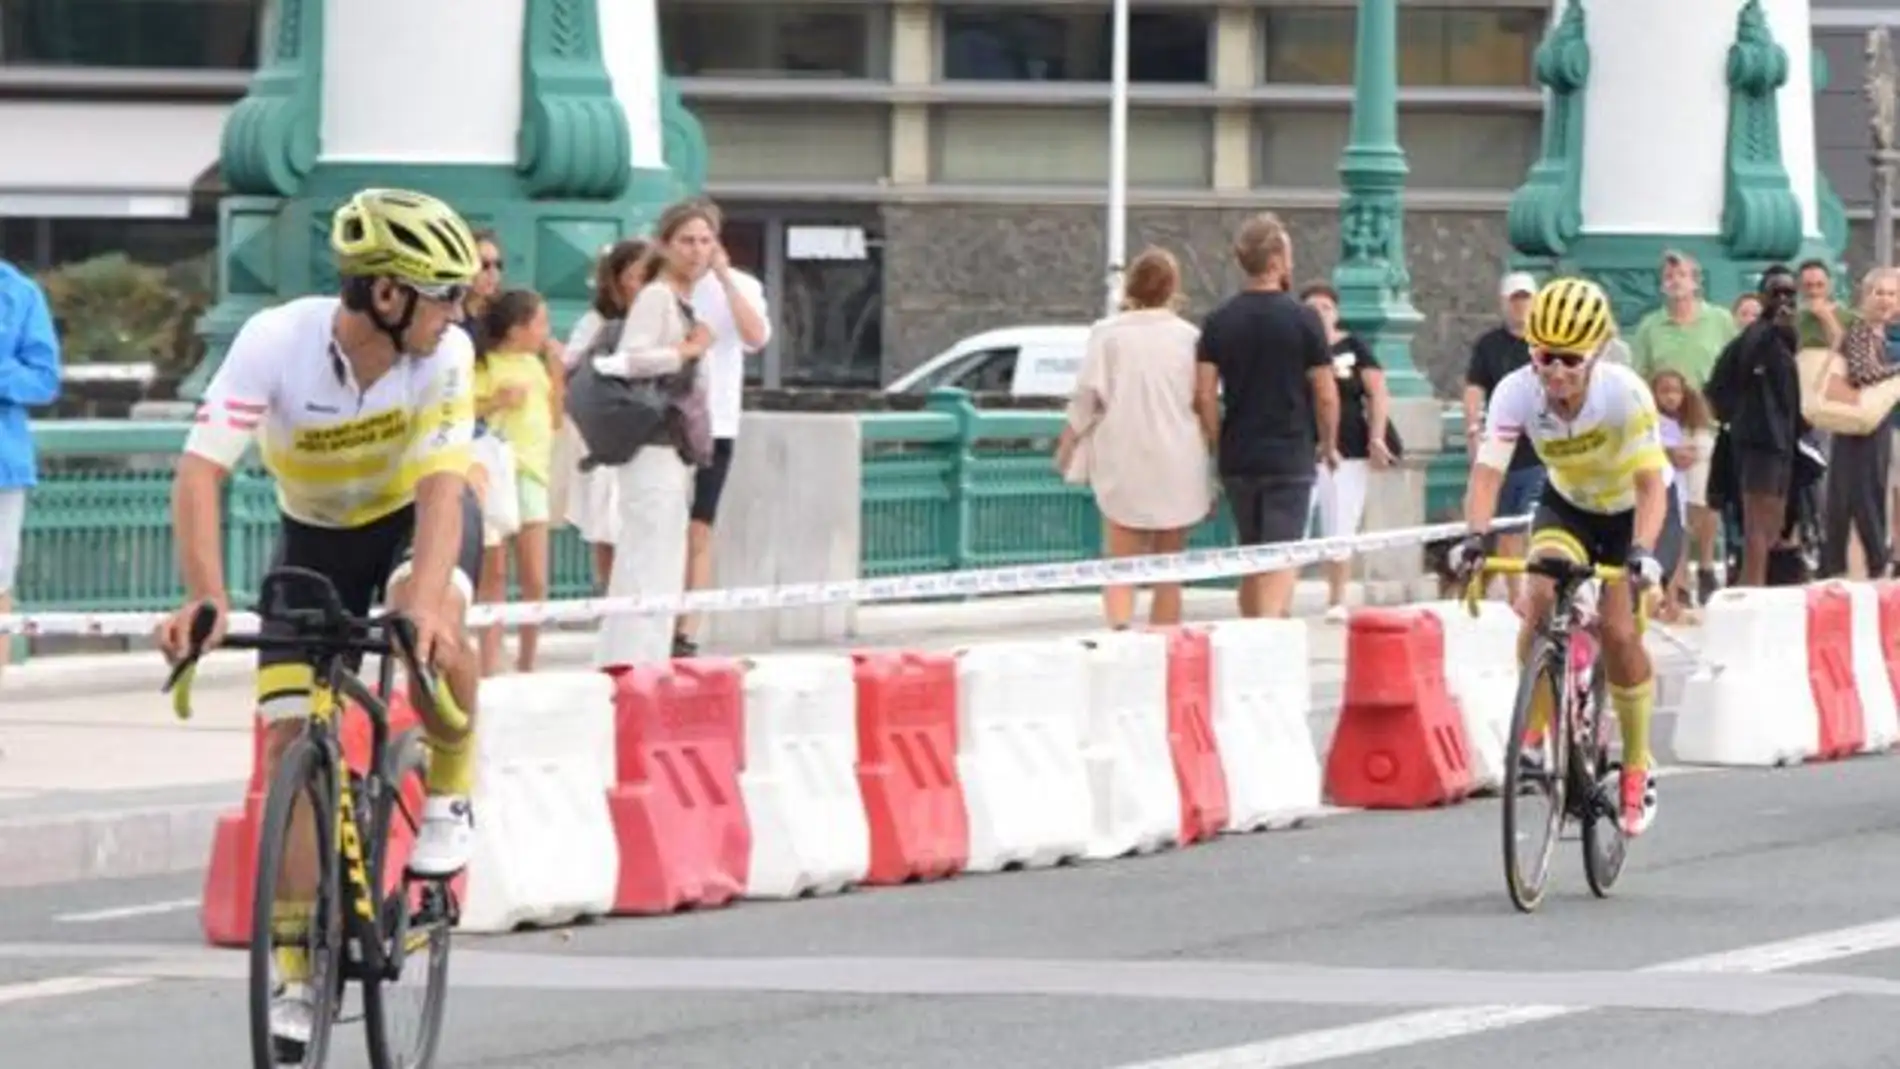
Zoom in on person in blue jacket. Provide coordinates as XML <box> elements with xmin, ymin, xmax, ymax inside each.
<box><xmin>0</xmin><ymin>259</ymin><xmax>62</xmax><ymax>670</ymax></box>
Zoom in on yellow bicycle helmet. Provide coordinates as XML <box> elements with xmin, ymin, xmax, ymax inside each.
<box><xmin>329</xmin><ymin>188</ymin><xmax>481</xmax><ymax>290</ymax></box>
<box><xmin>1525</xmin><ymin>276</ymin><xmax>1614</xmax><ymax>354</ymax></box>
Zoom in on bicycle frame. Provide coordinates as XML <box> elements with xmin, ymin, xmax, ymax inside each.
<box><xmin>163</xmin><ymin>565</ymin><xmax>459</xmax><ymax>983</ymax></box>
<box><xmin>308</xmin><ymin>658</ymin><xmax>408</xmax><ymax>984</ymax></box>
<box><xmin>1465</xmin><ymin>554</ymin><xmax>1650</xmax><ymax>808</ymax></box>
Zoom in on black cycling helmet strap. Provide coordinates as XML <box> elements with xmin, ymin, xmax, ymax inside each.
<box><xmin>368</xmin><ymin>283</ymin><xmax>419</xmax><ymax>356</ymax></box>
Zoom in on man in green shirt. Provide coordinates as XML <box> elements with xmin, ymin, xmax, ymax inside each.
<box><xmin>1628</xmin><ymin>250</ymin><xmax>1738</xmax><ymax>606</ymax></box>
<box><xmin>1797</xmin><ymin>258</ymin><xmax>1859</xmax><ymax>350</ymax></box>
<box><xmin>1629</xmin><ymin>250</ymin><xmax>1739</xmax><ymax>389</ymax></box>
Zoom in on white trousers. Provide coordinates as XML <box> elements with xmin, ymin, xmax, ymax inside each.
<box><xmin>594</xmin><ymin>445</ymin><xmax>693</xmax><ymax>668</ymax></box>
<box><xmin>1310</xmin><ymin>459</ymin><xmax>1370</xmax><ymax>540</ymax></box>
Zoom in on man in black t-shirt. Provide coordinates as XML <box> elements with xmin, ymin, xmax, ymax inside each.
<box><xmin>1462</xmin><ymin>271</ymin><xmax>1546</xmax><ymax>601</ymax></box>
<box><xmin>1195</xmin><ymin>212</ymin><xmax>1340</xmax><ymax>618</ymax></box>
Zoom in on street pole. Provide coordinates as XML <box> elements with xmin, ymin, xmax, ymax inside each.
<box><xmin>1869</xmin><ymin>27</ymin><xmax>1897</xmax><ymax>267</ymax></box>
<box><xmin>1104</xmin><ymin>0</ymin><xmax>1129</xmax><ymax>317</ymax></box>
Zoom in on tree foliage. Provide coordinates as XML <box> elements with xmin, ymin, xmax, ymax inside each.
<box><xmin>35</xmin><ymin>252</ymin><xmax>213</xmax><ymax>374</ymax></box>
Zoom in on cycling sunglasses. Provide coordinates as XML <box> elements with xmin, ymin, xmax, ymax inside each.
<box><xmin>1532</xmin><ymin>348</ymin><xmax>1590</xmax><ymax>370</ymax></box>
<box><xmin>406</xmin><ymin>281</ymin><xmax>470</xmax><ymax>304</ymax></box>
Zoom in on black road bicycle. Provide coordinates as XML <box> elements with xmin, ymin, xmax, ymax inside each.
<box><xmin>1463</xmin><ymin>555</ymin><xmax>1650</xmax><ymax>914</ymax></box>
<box><xmin>163</xmin><ymin>566</ymin><xmax>465</xmax><ymax>1068</ymax></box>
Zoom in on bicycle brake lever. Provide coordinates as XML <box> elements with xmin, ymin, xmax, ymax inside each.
<box><xmin>160</xmin><ymin>602</ymin><xmax>222</xmax><ymax>720</ymax></box>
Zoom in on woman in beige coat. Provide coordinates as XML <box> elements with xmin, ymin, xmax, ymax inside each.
<box><xmin>1055</xmin><ymin>247</ymin><xmax>1213</xmax><ymax>628</ymax></box>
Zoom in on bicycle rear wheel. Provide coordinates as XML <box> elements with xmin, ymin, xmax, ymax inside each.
<box><xmin>1580</xmin><ymin>656</ymin><xmax>1627</xmax><ymax>898</ymax></box>
<box><xmin>363</xmin><ymin>729</ymin><xmax>453</xmax><ymax>1069</ymax></box>
<box><xmin>1502</xmin><ymin>636</ymin><xmax>1568</xmax><ymax>914</ymax></box>
<box><xmin>250</xmin><ymin>736</ymin><xmax>345</xmax><ymax>1069</ymax></box>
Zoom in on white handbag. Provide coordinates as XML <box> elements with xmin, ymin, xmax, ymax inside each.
<box><xmin>1797</xmin><ymin>345</ymin><xmax>1900</xmax><ymax>436</ymax></box>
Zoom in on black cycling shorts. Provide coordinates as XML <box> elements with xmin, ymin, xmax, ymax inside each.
<box><xmin>1528</xmin><ymin>489</ymin><xmax>1635</xmax><ymax>568</ymax></box>
<box><xmin>255</xmin><ymin>486</ymin><xmax>483</xmax><ymax>719</ymax></box>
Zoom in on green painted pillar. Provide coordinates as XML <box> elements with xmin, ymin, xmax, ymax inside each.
<box><xmin>184</xmin><ymin>0</ymin><xmax>709</xmax><ymax>399</ymax></box>
<box><xmin>1332</xmin><ymin>0</ymin><xmax>1427</xmax><ymax>399</ymax></box>
<box><xmin>1507</xmin><ymin>0</ymin><xmax>1834</xmax><ymax>326</ymax></box>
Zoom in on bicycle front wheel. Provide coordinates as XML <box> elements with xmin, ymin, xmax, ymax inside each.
<box><xmin>250</xmin><ymin>735</ymin><xmax>345</xmax><ymax>1069</ymax></box>
<box><xmin>363</xmin><ymin>729</ymin><xmax>453</xmax><ymax>1069</ymax></box>
<box><xmin>1502</xmin><ymin>636</ymin><xmax>1568</xmax><ymax>914</ymax></box>
<box><xmin>1580</xmin><ymin>655</ymin><xmax>1627</xmax><ymax>898</ymax></box>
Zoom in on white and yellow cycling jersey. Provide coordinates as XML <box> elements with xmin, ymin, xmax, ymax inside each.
<box><xmin>1476</xmin><ymin>360</ymin><xmax>1669</xmax><ymax>515</ymax></box>
<box><xmin>184</xmin><ymin>296</ymin><xmax>475</xmax><ymax>528</ymax></box>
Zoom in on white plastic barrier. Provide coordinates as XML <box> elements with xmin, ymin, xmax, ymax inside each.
<box><xmin>1419</xmin><ymin>600</ymin><xmax>1518</xmax><ymax>793</ymax></box>
<box><xmin>1843</xmin><ymin>582</ymin><xmax>1900</xmax><ymax>752</ymax></box>
<box><xmin>1206</xmin><ymin>619</ymin><xmax>1323</xmax><ymax>831</ymax></box>
<box><xmin>955</xmin><ymin>640</ymin><xmax>1093</xmax><ymax>872</ymax></box>
<box><xmin>458</xmin><ymin>672</ymin><xmax>619</xmax><ymax>934</ymax></box>
<box><xmin>1672</xmin><ymin>587</ymin><xmax>1820</xmax><ymax>766</ymax></box>
<box><xmin>1077</xmin><ymin>631</ymin><xmax>1181</xmax><ymax>860</ymax></box>
<box><xmin>738</xmin><ymin>655</ymin><xmax>872</xmax><ymax>899</ymax></box>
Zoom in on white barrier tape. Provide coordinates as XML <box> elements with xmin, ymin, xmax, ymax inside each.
<box><xmin>0</xmin><ymin>515</ymin><xmax>1530</xmax><ymax>638</ymax></box>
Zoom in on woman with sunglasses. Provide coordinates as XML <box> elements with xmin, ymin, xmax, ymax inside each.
<box><xmin>1451</xmin><ymin>276</ymin><xmax>1671</xmax><ymax>842</ymax></box>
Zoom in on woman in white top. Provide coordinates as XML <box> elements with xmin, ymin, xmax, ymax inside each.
<box><xmin>591</xmin><ymin>204</ymin><xmax>717</xmax><ymax>668</ymax></box>
<box><xmin>676</xmin><ymin>208</ymin><xmax>771</xmax><ymax>657</ymax></box>
<box><xmin>560</xmin><ymin>238</ymin><xmax>651</xmax><ymax>590</ymax></box>
<box><xmin>1055</xmin><ymin>247</ymin><xmax>1212</xmax><ymax>629</ymax></box>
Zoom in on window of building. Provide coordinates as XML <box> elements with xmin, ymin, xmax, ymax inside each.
<box><xmin>940</xmin><ymin>7</ymin><xmax>1211</xmax><ymax>83</ymax></box>
<box><xmin>1255</xmin><ymin>108</ymin><xmax>1541</xmax><ymax>190</ymax></box>
<box><xmin>0</xmin><ymin>0</ymin><xmax>259</xmax><ymax>69</ymax></box>
<box><xmin>661</xmin><ymin>2</ymin><xmax>886</xmax><ymax>78</ymax></box>
<box><xmin>696</xmin><ymin>103</ymin><xmax>891</xmax><ymax>184</ymax></box>
<box><xmin>0</xmin><ymin>213</ymin><xmax>218</xmax><ymax>275</ymax></box>
<box><xmin>1814</xmin><ymin>28</ymin><xmax>1873</xmax><ymax>207</ymax></box>
<box><xmin>932</xmin><ymin>106</ymin><xmax>1212</xmax><ymax>187</ymax></box>
<box><xmin>1260</xmin><ymin>6</ymin><xmax>1545</xmax><ymax>87</ymax></box>
<box><xmin>781</xmin><ymin>226</ymin><xmax>885</xmax><ymax>387</ymax></box>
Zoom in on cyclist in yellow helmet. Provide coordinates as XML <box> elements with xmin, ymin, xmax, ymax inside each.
<box><xmin>1453</xmin><ymin>276</ymin><xmax>1670</xmax><ymax>839</ymax></box>
<box><xmin>156</xmin><ymin>188</ymin><xmax>486</xmax><ymax>1061</ymax></box>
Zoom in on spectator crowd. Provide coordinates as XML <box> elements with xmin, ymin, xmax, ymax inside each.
<box><xmin>1057</xmin><ymin>215</ymin><xmax>1900</xmax><ymax>633</ymax></box>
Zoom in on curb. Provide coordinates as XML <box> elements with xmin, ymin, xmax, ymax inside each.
<box><xmin>0</xmin><ymin>800</ymin><xmax>225</xmax><ymax>891</ymax></box>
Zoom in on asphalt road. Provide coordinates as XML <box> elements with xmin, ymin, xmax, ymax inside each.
<box><xmin>5</xmin><ymin>733</ymin><xmax>1900</xmax><ymax>1068</ymax></box>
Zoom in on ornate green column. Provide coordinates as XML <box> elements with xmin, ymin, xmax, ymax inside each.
<box><xmin>185</xmin><ymin>0</ymin><xmax>708</xmax><ymax>398</ymax></box>
<box><xmin>1506</xmin><ymin>0</ymin><xmax>1837</xmax><ymax>325</ymax></box>
<box><xmin>1331</xmin><ymin>0</ymin><xmax>1426</xmax><ymax>399</ymax></box>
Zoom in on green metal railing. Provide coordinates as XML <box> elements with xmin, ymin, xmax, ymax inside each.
<box><xmin>19</xmin><ymin>389</ymin><xmax>1464</xmax><ymax>616</ymax></box>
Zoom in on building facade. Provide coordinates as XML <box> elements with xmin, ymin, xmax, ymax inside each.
<box><xmin>0</xmin><ymin>0</ymin><xmax>1893</xmax><ymax>397</ymax></box>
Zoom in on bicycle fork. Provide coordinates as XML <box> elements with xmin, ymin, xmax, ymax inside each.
<box><xmin>1563</xmin><ymin>631</ymin><xmax>1620</xmax><ymax>822</ymax></box>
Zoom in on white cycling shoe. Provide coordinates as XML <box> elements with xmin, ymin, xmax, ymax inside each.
<box><xmin>406</xmin><ymin>795</ymin><xmax>475</xmax><ymax>878</ymax></box>
<box><xmin>270</xmin><ymin>982</ymin><xmax>314</xmax><ymax>1064</ymax></box>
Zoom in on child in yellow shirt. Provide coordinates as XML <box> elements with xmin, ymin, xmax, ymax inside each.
<box><xmin>473</xmin><ymin>289</ymin><xmax>562</xmax><ymax>674</ymax></box>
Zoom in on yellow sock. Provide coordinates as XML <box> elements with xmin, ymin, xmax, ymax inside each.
<box><xmin>1516</xmin><ymin>626</ymin><xmax>1555</xmax><ymax>738</ymax></box>
<box><xmin>1610</xmin><ymin>677</ymin><xmax>1655</xmax><ymax>772</ymax></box>
<box><xmin>270</xmin><ymin>900</ymin><xmax>313</xmax><ymax>984</ymax></box>
<box><xmin>424</xmin><ymin>732</ymin><xmax>473</xmax><ymax>796</ymax></box>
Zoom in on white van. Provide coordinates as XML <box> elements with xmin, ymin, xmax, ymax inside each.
<box><xmin>884</xmin><ymin>325</ymin><xmax>1091</xmax><ymax>399</ymax></box>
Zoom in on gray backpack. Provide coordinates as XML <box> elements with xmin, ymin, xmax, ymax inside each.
<box><xmin>563</xmin><ymin>318</ymin><xmax>671</xmax><ymax>471</ymax></box>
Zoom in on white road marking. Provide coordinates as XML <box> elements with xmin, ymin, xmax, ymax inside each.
<box><xmin>54</xmin><ymin>898</ymin><xmax>200</xmax><ymax>924</ymax></box>
<box><xmin>53</xmin><ymin>900</ymin><xmax>202</xmax><ymax>922</ymax></box>
<box><xmin>1111</xmin><ymin>914</ymin><xmax>1900</xmax><ymax>1068</ymax></box>
<box><xmin>0</xmin><ymin>975</ymin><xmax>149</xmax><ymax>1007</ymax></box>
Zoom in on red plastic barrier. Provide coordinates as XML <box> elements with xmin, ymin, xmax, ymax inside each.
<box><xmin>1159</xmin><ymin>627</ymin><xmax>1230</xmax><ymax>844</ymax></box>
<box><xmin>1806</xmin><ymin>584</ymin><xmax>1866</xmax><ymax>760</ymax></box>
<box><xmin>606</xmin><ymin>660</ymin><xmax>750</xmax><ymax>914</ymax></box>
<box><xmin>1876</xmin><ymin>582</ymin><xmax>1900</xmax><ymax>720</ymax></box>
<box><xmin>201</xmin><ymin>692</ymin><xmax>422</xmax><ymax>947</ymax></box>
<box><xmin>1323</xmin><ymin>608</ymin><xmax>1475</xmax><ymax>809</ymax></box>
<box><xmin>851</xmin><ymin>651</ymin><xmax>969</xmax><ymax>885</ymax></box>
